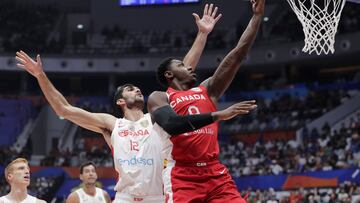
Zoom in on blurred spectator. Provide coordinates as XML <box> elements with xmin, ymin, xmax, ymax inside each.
<box><xmin>222</xmin><ymin>89</ymin><xmax>351</xmax><ymax>134</ymax></box>
<box><xmin>243</xmin><ymin>182</ymin><xmax>360</xmax><ymax>203</ymax></box>
<box><xmin>220</xmin><ymin>122</ymin><xmax>360</xmax><ymax>177</ymax></box>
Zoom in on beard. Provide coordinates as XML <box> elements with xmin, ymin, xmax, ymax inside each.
<box><xmin>125</xmin><ymin>97</ymin><xmax>145</xmax><ymax>110</ymax></box>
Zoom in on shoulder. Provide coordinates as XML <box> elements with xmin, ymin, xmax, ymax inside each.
<box><xmin>101</xmin><ymin>113</ymin><xmax>118</xmax><ymax>124</ymax></box>
<box><xmin>66</xmin><ymin>191</ymin><xmax>80</xmax><ymax>203</ymax></box>
<box><xmin>148</xmin><ymin>91</ymin><xmax>167</xmax><ymax>99</ymax></box>
<box><xmin>147</xmin><ymin>91</ymin><xmax>168</xmax><ymax>107</ymax></box>
<box><xmin>100</xmin><ymin>189</ymin><xmax>111</xmax><ymax>203</ymax></box>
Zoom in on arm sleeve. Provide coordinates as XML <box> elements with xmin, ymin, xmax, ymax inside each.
<box><xmin>153</xmin><ymin>105</ymin><xmax>215</xmax><ymax>136</ymax></box>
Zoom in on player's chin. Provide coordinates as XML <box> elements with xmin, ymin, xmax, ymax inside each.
<box><xmin>87</xmin><ymin>179</ymin><xmax>97</xmax><ymax>184</ymax></box>
<box><xmin>136</xmin><ymin>97</ymin><xmax>145</xmax><ymax>103</ymax></box>
<box><xmin>189</xmin><ymin>77</ymin><xmax>197</xmax><ymax>84</ymax></box>
<box><xmin>22</xmin><ymin>180</ymin><xmax>30</xmax><ymax>186</ymax></box>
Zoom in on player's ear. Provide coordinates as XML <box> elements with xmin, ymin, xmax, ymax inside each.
<box><xmin>7</xmin><ymin>173</ymin><xmax>12</xmax><ymax>182</ymax></box>
<box><xmin>164</xmin><ymin>71</ymin><xmax>174</xmax><ymax>81</ymax></box>
<box><xmin>116</xmin><ymin>98</ymin><xmax>125</xmax><ymax>105</ymax></box>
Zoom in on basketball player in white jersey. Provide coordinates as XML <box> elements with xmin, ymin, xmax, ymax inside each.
<box><xmin>15</xmin><ymin>5</ymin><xmax>242</xmax><ymax>203</ymax></box>
<box><xmin>66</xmin><ymin>161</ymin><xmax>111</xmax><ymax>203</ymax></box>
<box><xmin>0</xmin><ymin>158</ymin><xmax>46</xmax><ymax>203</ymax></box>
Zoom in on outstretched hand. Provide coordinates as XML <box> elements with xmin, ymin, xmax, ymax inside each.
<box><xmin>214</xmin><ymin>100</ymin><xmax>257</xmax><ymax>121</ymax></box>
<box><xmin>192</xmin><ymin>4</ymin><xmax>222</xmax><ymax>34</ymax></box>
<box><xmin>251</xmin><ymin>0</ymin><xmax>265</xmax><ymax>15</ymax></box>
<box><xmin>15</xmin><ymin>51</ymin><xmax>44</xmax><ymax>78</ymax></box>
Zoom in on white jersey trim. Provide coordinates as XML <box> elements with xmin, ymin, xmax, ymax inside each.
<box><xmin>75</xmin><ymin>187</ymin><xmax>106</xmax><ymax>203</ymax></box>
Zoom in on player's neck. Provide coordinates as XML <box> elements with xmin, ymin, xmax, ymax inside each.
<box><xmin>170</xmin><ymin>82</ymin><xmax>192</xmax><ymax>91</ymax></box>
<box><xmin>83</xmin><ymin>184</ymin><xmax>97</xmax><ymax>196</ymax></box>
<box><xmin>7</xmin><ymin>186</ymin><xmax>28</xmax><ymax>201</ymax></box>
<box><xmin>123</xmin><ymin>109</ymin><xmax>144</xmax><ymax>122</ymax></box>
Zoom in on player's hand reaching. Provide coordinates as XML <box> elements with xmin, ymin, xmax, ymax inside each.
<box><xmin>15</xmin><ymin>51</ymin><xmax>44</xmax><ymax>78</ymax></box>
<box><xmin>213</xmin><ymin>100</ymin><xmax>257</xmax><ymax>121</ymax></box>
<box><xmin>193</xmin><ymin>4</ymin><xmax>222</xmax><ymax>34</ymax></box>
<box><xmin>251</xmin><ymin>0</ymin><xmax>265</xmax><ymax>16</ymax></box>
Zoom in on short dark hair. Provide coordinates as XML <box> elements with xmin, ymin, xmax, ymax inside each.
<box><xmin>113</xmin><ymin>84</ymin><xmax>134</xmax><ymax>117</ymax></box>
<box><xmin>156</xmin><ymin>57</ymin><xmax>176</xmax><ymax>88</ymax></box>
<box><xmin>80</xmin><ymin>161</ymin><xmax>96</xmax><ymax>174</ymax></box>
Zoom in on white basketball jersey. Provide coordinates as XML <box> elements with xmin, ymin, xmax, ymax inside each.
<box><xmin>75</xmin><ymin>187</ymin><xmax>107</xmax><ymax>203</ymax></box>
<box><xmin>0</xmin><ymin>195</ymin><xmax>37</xmax><ymax>203</ymax></box>
<box><xmin>111</xmin><ymin>113</ymin><xmax>164</xmax><ymax>196</ymax></box>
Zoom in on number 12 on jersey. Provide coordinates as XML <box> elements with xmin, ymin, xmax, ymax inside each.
<box><xmin>130</xmin><ymin>140</ymin><xmax>139</xmax><ymax>151</ymax></box>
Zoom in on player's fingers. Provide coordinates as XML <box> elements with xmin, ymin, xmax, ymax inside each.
<box><xmin>240</xmin><ymin>100</ymin><xmax>256</xmax><ymax>105</ymax></box>
<box><xmin>236</xmin><ymin>110</ymin><xmax>250</xmax><ymax>114</ymax></box>
<box><xmin>235</xmin><ymin>102</ymin><xmax>256</xmax><ymax>107</ymax></box>
<box><xmin>244</xmin><ymin>105</ymin><xmax>257</xmax><ymax>109</ymax></box>
<box><xmin>214</xmin><ymin>13</ymin><xmax>222</xmax><ymax>23</ymax></box>
<box><xmin>235</xmin><ymin>105</ymin><xmax>257</xmax><ymax>111</ymax></box>
<box><xmin>234</xmin><ymin>105</ymin><xmax>250</xmax><ymax>110</ymax></box>
<box><xmin>192</xmin><ymin>13</ymin><xmax>200</xmax><ymax>21</ymax></box>
<box><xmin>211</xmin><ymin>6</ymin><xmax>218</xmax><ymax>17</ymax></box>
<box><xmin>203</xmin><ymin>4</ymin><xmax>209</xmax><ymax>16</ymax></box>
<box><xmin>16</xmin><ymin>51</ymin><xmax>26</xmax><ymax>59</ymax></box>
<box><xmin>208</xmin><ymin>4</ymin><xmax>214</xmax><ymax>16</ymax></box>
<box><xmin>16</xmin><ymin>63</ymin><xmax>25</xmax><ymax>69</ymax></box>
<box><xmin>20</xmin><ymin>50</ymin><xmax>31</xmax><ymax>60</ymax></box>
<box><xmin>235</xmin><ymin>107</ymin><xmax>253</xmax><ymax>112</ymax></box>
<box><xmin>37</xmin><ymin>54</ymin><xmax>42</xmax><ymax>66</ymax></box>
<box><xmin>15</xmin><ymin>56</ymin><xmax>26</xmax><ymax>64</ymax></box>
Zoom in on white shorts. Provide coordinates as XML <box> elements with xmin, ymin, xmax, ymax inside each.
<box><xmin>113</xmin><ymin>192</ymin><xmax>164</xmax><ymax>203</ymax></box>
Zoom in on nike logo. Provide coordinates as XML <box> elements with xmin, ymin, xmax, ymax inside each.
<box><xmin>219</xmin><ymin>168</ymin><xmax>226</xmax><ymax>174</ymax></box>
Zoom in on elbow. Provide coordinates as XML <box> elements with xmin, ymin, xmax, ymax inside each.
<box><xmin>56</xmin><ymin>105</ymin><xmax>71</xmax><ymax>118</ymax></box>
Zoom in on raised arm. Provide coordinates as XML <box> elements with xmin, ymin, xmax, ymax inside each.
<box><xmin>147</xmin><ymin>91</ymin><xmax>257</xmax><ymax>135</ymax></box>
<box><xmin>202</xmin><ymin>0</ymin><xmax>265</xmax><ymax>101</ymax></box>
<box><xmin>183</xmin><ymin>4</ymin><xmax>222</xmax><ymax>70</ymax></box>
<box><xmin>15</xmin><ymin>51</ymin><xmax>116</xmax><ymax>135</ymax></box>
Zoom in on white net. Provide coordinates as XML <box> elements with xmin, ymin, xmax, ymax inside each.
<box><xmin>286</xmin><ymin>0</ymin><xmax>347</xmax><ymax>55</ymax></box>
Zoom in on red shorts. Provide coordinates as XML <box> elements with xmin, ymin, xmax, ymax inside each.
<box><xmin>163</xmin><ymin>160</ymin><xmax>246</xmax><ymax>203</ymax></box>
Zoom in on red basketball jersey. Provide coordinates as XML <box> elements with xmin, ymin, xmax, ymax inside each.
<box><xmin>166</xmin><ymin>85</ymin><xmax>219</xmax><ymax>162</ymax></box>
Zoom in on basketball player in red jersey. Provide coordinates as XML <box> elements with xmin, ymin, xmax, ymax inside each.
<box><xmin>147</xmin><ymin>0</ymin><xmax>265</xmax><ymax>202</ymax></box>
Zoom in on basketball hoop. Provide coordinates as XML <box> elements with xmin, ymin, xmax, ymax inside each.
<box><xmin>286</xmin><ymin>0</ymin><xmax>347</xmax><ymax>55</ymax></box>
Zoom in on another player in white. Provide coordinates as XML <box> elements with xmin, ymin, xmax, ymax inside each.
<box><xmin>0</xmin><ymin>158</ymin><xmax>46</xmax><ymax>203</ymax></box>
<box><xmin>66</xmin><ymin>161</ymin><xmax>111</xmax><ymax>203</ymax></box>
<box><xmin>15</xmin><ymin>5</ymin><xmax>222</xmax><ymax>203</ymax></box>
